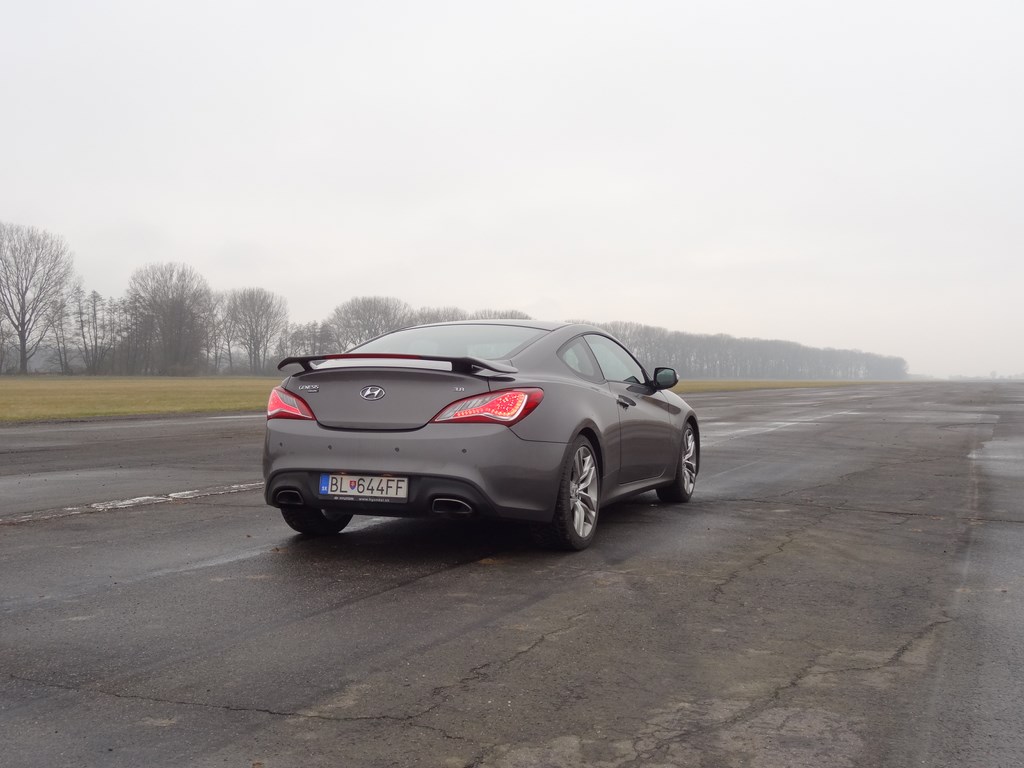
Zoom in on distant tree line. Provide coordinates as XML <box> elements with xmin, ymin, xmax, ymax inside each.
<box><xmin>0</xmin><ymin>220</ymin><xmax>907</xmax><ymax>379</ymax></box>
<box><xmin>587</xmin><ymin>320</ymin><xmax>908</xmax><ymax>381</ymax></box>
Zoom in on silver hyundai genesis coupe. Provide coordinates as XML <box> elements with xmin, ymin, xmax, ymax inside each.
<box><xmin>263</xmin><ymin>320</ymin><xmax>699</xmax><ymax>550</ymax></box>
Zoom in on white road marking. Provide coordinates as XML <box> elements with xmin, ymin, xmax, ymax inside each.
<box><xmin>6</xmin><ymin>408</ymin><xmax>858</xmax><ymax>526</ymax></box>
<box><xmin>702</xmin><ymin>410</ymin><xmax>857</xmax><ymax>447</ymax></box>
<box><xmin>89</xmin><ymin>496</ymin><xmax>171</xmax><ymax>511</ymax></box>
<box><xmin>2</xmin><ymin>483</ymin><xmax>265</xmax><ymax>525</ymax></box>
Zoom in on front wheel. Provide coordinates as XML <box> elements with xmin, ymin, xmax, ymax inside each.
<box><xmin>657</xmin><ymin>422</ymin><xmax>698</xmax><ymax>503</ymax></box>
<box><xmin>533</xmin><ymin>436</ymin><xmax>601</xmax><ymax>551</ymax></box>
<box><xmin>280</xmin><ymin>506</ymin><xmax>352</xmax><ymax>536</ymax></box>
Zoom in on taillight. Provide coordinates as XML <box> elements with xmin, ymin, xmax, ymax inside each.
<box><xmin>432</xmin><ymin>388</ymin><xmax>543</xmax><ymax>425</ymax></box>
<box><xmin>267</xmin><ymin>386</ymin><xmax>315</xmax><ymax>420</ymax></box>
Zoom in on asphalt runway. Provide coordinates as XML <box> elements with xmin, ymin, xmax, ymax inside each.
<box><xmin>1</xmin><ymin>383</ymin><xmax>1022</xmax><ymax>767</ymax></box>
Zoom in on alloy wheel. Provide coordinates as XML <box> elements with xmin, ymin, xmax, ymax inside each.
<box><xmin>569</xmin><ymin>445</ymin><xmax>599</xmax><ymax>538</ymax></box>
<box><xmin>681</xmin><ymin>426</ymin><xmax>697</xmax><ymax>496</ymax></box>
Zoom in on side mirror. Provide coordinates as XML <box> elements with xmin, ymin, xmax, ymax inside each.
<box><xmin>653</xmin><ymin>367</ymin><xmax>678</xmax><ymax>390</ymax></box>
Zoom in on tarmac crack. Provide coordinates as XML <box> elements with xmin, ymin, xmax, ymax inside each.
<box><xmin>961</xmin><ymin>517</ymin><xmax>1024</xmax><ymax>525</ymax></box>
<box><xmin>430</xmin><ymin>612</ymin><xmax>588</xmax><ymax>701</ymax></box>
<box><xmin>709</xmin><ymin>506</ymin><xmax>838</xmax><ymax>604</ymax></box>
<box><xmin>714</xmin><ymin>495</ymin><xmax>1013</xmax><ymax>527</ymax></box>
<box><xmin>6</xmin><ymin>674</ymin><xmax>468</xmax><ymax>740</ymax></box>
<box><xmin>833</xmin><ymin>505</ymin><xmax>1024</xmax><ymax>526</ymax></box>
<box><xmin>804</xmin><ymin>615</ymin><xmax>954</xmax><ymax>679</ymax></box>
<box><xmin>769</xmin><ymin>456</ymin><xmax>951</xmax><ymax>502</ymax></box>
<box><xmin>389</xmin><ymin>612</ymin><xmax>594</xmax><ymax>760</ymax></box>
<box><xmin>611</xmin><ymin>613</ymin><xmax>955</xmax><ymax>767</ymax></box>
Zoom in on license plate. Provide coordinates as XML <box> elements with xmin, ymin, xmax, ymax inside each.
<box><xmin>319</xmin><ymin>473</ymin><xmax>408</xmax><ymax>500</ymax></box>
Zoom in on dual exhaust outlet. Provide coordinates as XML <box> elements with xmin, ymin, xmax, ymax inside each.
<box><xmin>273</xmin><ymin>489</ymin><xmax>474</xmax><ymax>516</ymax></box>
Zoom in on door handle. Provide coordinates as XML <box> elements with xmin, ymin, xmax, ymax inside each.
<box><xmin>617</xmin><ymin>396</ymin><xmax>636</xmax><ymax>409</ymax></box>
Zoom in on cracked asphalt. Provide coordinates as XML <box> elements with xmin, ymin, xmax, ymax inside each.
<box><xmin>1</xmin><ymin>382</ymin><xmax>1023</xmax><ymax>767</ymax></box>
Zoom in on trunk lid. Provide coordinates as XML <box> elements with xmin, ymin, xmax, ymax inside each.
<box><xmin>286</xmin><ymin>366</ymin><xmax>490</xmax><ymax>430</ymax></box>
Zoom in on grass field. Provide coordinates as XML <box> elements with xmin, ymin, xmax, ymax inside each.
<box><xmin>0</xmin><ymin>376</ymin><xmax>282</xmax><ymax>423</ymax></box>
<box><xmin>0</xmin><ymin>376</ymin><xmax>874</xmax><ymax>424</ymax></box>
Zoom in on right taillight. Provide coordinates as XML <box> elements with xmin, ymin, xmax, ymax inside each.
<box><xmin>267</xmin><ymin>387</ymin><xmax>315</xmax><ymax>420</ymax></box>
<box><xmin>431</xmin><ymin>388</ymin><xmax>543</xmax><ymax>426</ymax></box>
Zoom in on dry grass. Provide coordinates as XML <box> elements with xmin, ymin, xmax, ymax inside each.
<box><xmin>0</xmin><ymin>376</ymin><xmax>281</xmax><ymax>423</ymax></box>
<box><xmin>0</xmin><ymin>375</ymin><xmax>876</xmax><ymax>424</ymax></box>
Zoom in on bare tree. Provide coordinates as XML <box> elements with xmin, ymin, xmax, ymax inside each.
<box><xmin>207</xmin><ymin>291</ymin><xmax>236</xmax><ymax>373</ymax></box>
<box><xmin>126</xmin><ymin>262</ymin><xmax>213</xmax><ymax>375</ymax></box>
<box><xmin>412</xmin><ymin>305</ymin><xmax>468</xmax><ymax>324</ymax></box>
<box><xmin>73</xmin><ymin>287</ymin><xmax>115</xmax><ymax>374</ymax></box>
<box><xmin>327</xmin><ymin>296</ymin><xmax>413</xmax><ymax>348</ymax></box>
<box><xmin>0</xmin><ymin>313</ymin><xmax>15</xmax><ymax>373</ymax></box>
<box><xmin>226</xmin><ymin>287</ymin><xmax>288</xmax><ymax>373</ymax></box>
<box><xmin>0</xmin><ymin>221</ymin><xmax>75</xmax><ymax>373</ymax></box>
<box><xmin>47</xmin><ymin>281</ymin><xmax>77</xmax><ymax>374</ymax></box>
<box><xmin>286</xmin><ymin>321</ymin><xmax>333</xmax><ymax>356</ymax></box>
<box><xmin>468</xmin><ymin>308</ymin><xmax>532</xmax><ymax>320</ymax></box>
<box><xmin>108</xmin><ymin>293</ymin><xmax>154</xmax><ymax>375</ymax></box>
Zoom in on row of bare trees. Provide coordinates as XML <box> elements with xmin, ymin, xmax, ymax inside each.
<box><xmin>283</xmin><ymin>299</ymin><xmax>531</xmax><ymax>358</ymax></box>
<box><xmin>0</xmin><ymin>222</ymin><xmax>294</xmax><ymax>375</ymax></box>
<box><xmin>43</xmin><ymin>266</ymin><xmax>292</xmax><ymax>376</ymax></box>
<box><xmin>1</xmin><ymin>220</ymin><xmax>908</xmax><ymax>378</ymax></box>
<box><xmin>590</xmin><ymin>320</ymin><xmax>908</xmax><ymax>381</ymax></box>
<box><xmin>0</xmin><ymin>222</ymin><xmax>535</xmax><ymax>375</ymax></box>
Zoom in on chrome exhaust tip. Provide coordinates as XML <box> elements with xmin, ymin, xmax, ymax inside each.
<box><xmin>431</xmin><ymin>498</ymin><xmax>474</xmax><ymax>516</ymax></box>
<box><xmin>275</xmin><ymin>489</ymin><xmax>304</xmax><ymax>507</ymax></box>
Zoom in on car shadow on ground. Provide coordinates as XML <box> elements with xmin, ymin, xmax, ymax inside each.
<box><xmin>271</xmin><ymin>491</ymin><xmax>681</xmax><ymax>568</ymax></box>
<box><xmin>276</xmin><ymin>515</ymin><xmax>538</xmax><ymax>567</ymax></box>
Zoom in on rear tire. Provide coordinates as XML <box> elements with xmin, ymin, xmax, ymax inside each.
<box><xmin>280</xmin><ymin>506</ymin><xmax>352</xmax><ymax>536</ymax></box>
<box><xmin>532</xmin><ymin>436</ymin><xmax>600</xmax><ymax>551</ymax></box>
<box><xmin>657</xmin><ymin>422</ymin><xmax>698</xmax><ymax>503</ymax></box>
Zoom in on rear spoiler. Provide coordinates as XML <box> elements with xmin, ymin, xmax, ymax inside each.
<box><xmin>277</xmin><ymin>353</ymin><xmax>518</xmax><ymax>376</ymax></box>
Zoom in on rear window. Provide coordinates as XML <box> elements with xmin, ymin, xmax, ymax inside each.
<box><xmin>352</xmin><ymin>324</ymin><xmax>545</xmax><ymax>360</ymax></box>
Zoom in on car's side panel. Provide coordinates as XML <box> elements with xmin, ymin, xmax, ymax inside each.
<box><xmin>608</xmin><ymin>382</ymin><xmax>676</xmax><ymax>483</ymax></box>
<box><xmin>503</xmin><ymin>374</ymin><xmax>623</xmax><ymax>481</ymax></box>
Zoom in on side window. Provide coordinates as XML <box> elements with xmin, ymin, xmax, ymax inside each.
<box><xmin>558</xmin><ymin>337</ymin><xmax>602</xmax><ymax>382</ymax></box>
<box><xmin>585</xmin><ymin>335</ymin><xmax>646</xmax><ymax>384</ymax></box>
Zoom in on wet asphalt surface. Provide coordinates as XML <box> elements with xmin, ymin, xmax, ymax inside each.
<box><xmin>1</xmin><ymin>383</ymin><xmax>1023</xmax><ymax>768</ymax></box>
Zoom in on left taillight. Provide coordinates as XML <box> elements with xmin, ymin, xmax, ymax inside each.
<box><xmin>267</xmin><ymin>386</ymin><xmax>315</xmax><ymax>420</ymax></box>
<box><xmin>431</xmin><ymin>388</ymin><xmax>543</xmax><ymax>426</ymax></box>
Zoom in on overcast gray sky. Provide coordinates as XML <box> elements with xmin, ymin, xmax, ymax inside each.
<box><xmin>2</xmin><ymin>1</ymin><xmax>1021</xmax><ymax>378</ymax></box>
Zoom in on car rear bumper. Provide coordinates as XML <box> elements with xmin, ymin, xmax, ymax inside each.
<box><xmin>263</xmin><ymin>421</ymin><xmax>568</xmax><ymax>523</ymax></box>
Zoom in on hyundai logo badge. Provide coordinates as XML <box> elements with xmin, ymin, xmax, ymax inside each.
<box><xmin>360</xmin><ymin>386</ymin><xmax>386</xmax><ymax>401</ymax></box>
